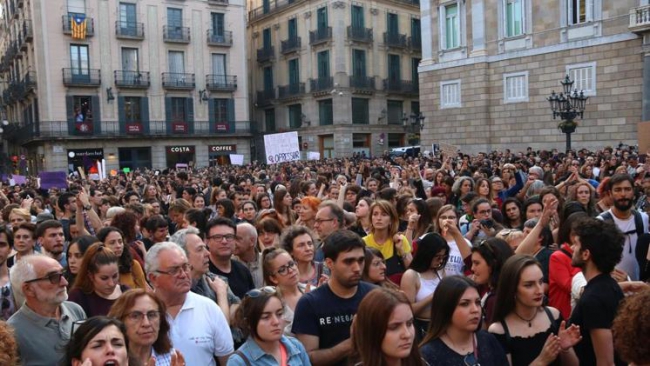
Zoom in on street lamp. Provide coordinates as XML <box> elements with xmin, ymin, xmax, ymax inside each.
<box><xmin>547</xmin><ymin>75</ymin><xmax>588</xmax><ymax>151</ymax></box>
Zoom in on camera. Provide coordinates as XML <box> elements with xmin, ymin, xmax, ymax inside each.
<box><xmin>480</xmin><ymin>219</ymin><xmax>494</xmax><ymax>229</ymax></box>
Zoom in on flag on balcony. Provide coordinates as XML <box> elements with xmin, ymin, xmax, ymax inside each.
<box><xmin>71</xmin><ymin>14</ymin><xmax>87</xmax><ymax>39</ymax></box>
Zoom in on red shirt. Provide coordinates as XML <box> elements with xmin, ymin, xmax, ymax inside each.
<box><xmin>548</xmin><ymin>243</ymin><xmax>581</xmax><ymax>319</ymax></box>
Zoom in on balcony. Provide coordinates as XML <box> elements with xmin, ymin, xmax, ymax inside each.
<box><xmin>256</xmin><ymin>89</ymin><xmax>276</xmax><ymax>106</ymax></box>
<box><xmin>23</xmin><ymin>71</ymin><xmax>36</xmax><ymax>94</ymax></box>
<box><xmin>13</xmin><ymin>120</ymin><xmax>255</xmax><ymax>144</ymax></box>
<box><xmin>409</xmin><ymin>35</ymin><xmax>421</xmax><ymax>51</ymax></box>
<box><xmin>347</xmin><ymin>26</ymin><xmax>373</xmax><ymax>43</ymax></box>
<box><xmin>249</xmin><ymin>0</ymin><xmax>306</xmax><ymax>22</ymax></box>
<box><xmin>163</xmin><ymin>26</ymin><xmax>191</xmax><ymax>43</ymax></box>
<box><xmin>206</xmin><ymin>75</ymin><xmax>237</xmax><ymax>92</ymax></box>
<box><xmin>162</xmin><ymin>73</ymin><xmax>195</xmax><ymax>89</ymax></box>
<box><xmin>114</xmin><ymin>70</ymin><xmax>151</xmax><ymax>89</ymax></box>
<box><xmin>383</xmin><ymin>79</ymin><xmax>418</xmax><ymax>96</ymax></box>
<box><xmin>281</xmin><ymin>37</ymin><xmax>301</xmax><ymax>54</ymax></box>
<box><xmin>309</xmin><ymin>77</ymin><xmax>333</xmax><ymax>93</ymax></box>
<box><xmin>115</xmin><ymin>21</ymin><xmax>145</xmax><ymax>40</ymax></box>
<box><xmin>62</xmin><ymin>15</ymin><xmax>95</xmax><ymax>37</ymax></box>
<box><xmin>23</xmin><ymin>20</ymin><xmax>33</xmax><ymax>42</ymax></box>
<box><xmin>62</xmin><ymin>68</ymin><xmax>101</xmax><ymax>87</ymax></box>
<box><xmin>207</xmin><ymin>30</ymin><xmax>233</xmax><ymax>46</ymax></box>
<box><xmin>208</xmin><ymin>0</ymin><xmax>229</xmax><ymax>5</ymax></box>
<box><xmin>278</xmin><ymin>83</ymin><xmax>305</xmax><ymax>100</ymax></box>
<box><xmin>384</xmin><ymin>33</ymin><xmax>409</xmax><ymax>49</ymax></box>
<box><xmin>310</xmin><ymin>27</ymin><xmax>332</xmax><ymax>45</ymax></box>
<box><xmin>630</xmin><ymin>5</ymin><xmax>650</xmax><ymax>33</ymax></box>
<box><xmin>349</xmin><ymin>76</ymin><xmax>375</xmax><ymax>92</ymax></box>
<box><xmin>257</xmin><ymin>46</ymin><xmax>275</xmax><ymax>63</ymax></box>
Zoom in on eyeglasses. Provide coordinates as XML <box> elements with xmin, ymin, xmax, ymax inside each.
<box><xmin>207</xmin><ymin>234</ymin><xmax>236</xmax><ymax>242</ymax></box>
<box><xmin>24</xmin><ymin>271</ymin><xmax>65</xmax><ymax>285</ymax></box>
<box><xmin>125</xmin><ymin>310</ymin><xmax>161</xmax><ymax>323</ymax></box>
<box><xmin>273</xmin><ymin>260</ymin><xmax>297</xmax><ymax>276</ymax></box>
<box><xmin>463</xmin><ymin>353</ymin><xmax>480</xmax><ymax>366</ymax></box>
<box><xmin>155</xmin><ymin>263</ymin><xmax>191</xmax><ymax>276</ymax></box>
<box><xmin>245</xmin><ymin>286</ymin><xmax>277</xmax><ymax>298</ymax></box>
<box><xmin>314</xmin><ymin>218</ymin><xmax>335</xmax><ymax>225</ymax></box>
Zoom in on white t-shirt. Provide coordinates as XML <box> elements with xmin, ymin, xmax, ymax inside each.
<box><xmin>598</xmin><ymin>209</ymin><xmax>649</xmax><ymax>281</ymax></box>
<box><xmin>167</xmin><ymin>291</ymin><xmax>234</xmax><ymax>366</ymax></box>
<box><xmin>445</xmin><ymin>238</ymin><xmax>471</xmax><ymax>276</ymax></box>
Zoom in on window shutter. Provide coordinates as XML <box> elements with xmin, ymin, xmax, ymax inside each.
<box><xmin>208</xmin><ymin>98</ymin><xmax>216</xmax><ymax>133</ymax></box>
<box><xmin>141</xmin><ymin>97</ymin><xmax>150</xmax><ymax>134</ymax></box>
<box><xmin>165</xmin><ymin>97</ymin><xmax>172</xmax><ymax>134</ymax></box>
<box><xmin>92</xmin><ymin>95</ymin><xmax>101</xmax><ymax>134</ymax></box>
<box><xmin>66</xmin><ymin>95</ymin><xmax>75</xmax><ymax>134</ymax></box>
<box><xmin>227</xmin><ymin>98</ymin><xmax>235</xmax><ymax>132</ymax></box>
<box><xmin>118</xmin><ymin>96</ymin><xmax>126</xmax><ymax>134</ymax></box>
<box><xmin>186</xmin><ymin>98</ymin><xmax>194</xmax><ymax>134</ymax></box>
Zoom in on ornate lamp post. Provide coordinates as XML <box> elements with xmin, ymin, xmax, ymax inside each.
<box><xmin>546</xmin><ymin>75</ymin><xmax>588</xmax><ymax>152</ymax></box>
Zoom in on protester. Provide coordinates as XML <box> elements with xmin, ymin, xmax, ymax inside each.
<box><xmin>8</xmin><ymin>254</ymin><xmax>86</xmax><ymax>364</ymax></box>
<box><xmin>262</xmin><ymin>247</ymin><xmax>304</xmax><ymax>335</ymax></box>
<box><xmin>420</xmin><ymin>276</ymin><xmax>508</xmax><ymax>365</ymax></box>
<box><xmin>362</xmin><ymin>247</ymin><xmax>399</xmax><ymax>290</ymax></box>
<box><xmin>280</xmin><ymin>225</ymin><xmax>325</xmax><ymax>287</ymax></box>
<box><xmin>228</xmin><ymin>286</ymin><xmax>311</xmax><ymax>365</ymax></box>
<box><xmin>351</xmin><ymin>288</ymin><xmax>425</xmax><ymax>366</ymax></box>
<box><xmin>108</xmin><ymin>289</ymin><xmax>185</xmax><ymax>366</ymax></box>
<box><xmin>96</xmin><ymin>226</ymin><xmax>147</xmax><ymax>289</ymax></box>
<box><xmin>60</xmin><ymin>316</ymin><xmax>132</xmax><ymax>366</ymax></box>
<box><xmin>612</xmin><ymin>289</ymin><xmax>650</xmax><ymax>366</ymax></box>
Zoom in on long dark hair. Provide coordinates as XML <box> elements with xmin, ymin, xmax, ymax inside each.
<box><xmin>60</xmin><ymin>316</ymin><xmax>135</xmax><ymax>366</ymax></box>
<box><xmin>352</xmin><ymin>288</ymin><xmax>424</xmax><ymax>366</ymax></box>
<box><xmin>233</xmin><ymin>290</ymin><xmax>283</xmax><ymax>340</ymax></box>
<box><xmin>64</xmin><ymin>235</ymin><xmax>99</xmax><ymax>286</ymax></box>
<box><xmin>470</xmin><ymin>238</ymin><xmax>513</xmax><ymax>290</ymax></box>
<box><xmin>501</xmin><ymin>198</ymin><xmax>523</xmax><ymax>229</ymax></box>
<box><xmin>96</xmin><ymin>226</ymin><xmax>133</xmax><ymax>274</ymax></box>
<box><xmin>421</xmin><ymin>276</ymin><xmax>480</xmax><ymax>345</ymax></box>
<box><xmin>492</xmin><ymin>255</ymin><xmax>543</xmax><ymax>323</ymax></box>
<box><xmin>408</xmin><ymin>233</ymin><xmax>449</xmax><ymax>273</ymax></box>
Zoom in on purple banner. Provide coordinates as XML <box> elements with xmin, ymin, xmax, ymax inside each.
<box><xmin>39</xmin><ymin>171</ymin><xmax>68</xmax><ymax>189</ymax></box>
<box><xmin>12</xmin><ymin>175</ymin><xmax>26</xmax><ymax>185</ymax></box>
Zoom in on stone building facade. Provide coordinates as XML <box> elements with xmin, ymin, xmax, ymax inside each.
<box><xmin>419</xmin><ymin>0</ymin><xmax>649</xmax><ymax>154</ymax></box>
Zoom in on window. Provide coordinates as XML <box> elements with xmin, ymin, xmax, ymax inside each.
<box><xmin>265</xmin><ymin>109</ymin><xmax>276</xmax><ymax>131</ymax></box>
<box><xmin>124</xmin><ymin>97</ymin><xmax>141</xmax><ymax>122</ymax></box>
<box><xmin>170</xmin><ymin>98</ymin><xmax>186</xmax><ymax>121</ymax></box>
<box><xmin>317</xmin><ymin>50</ymin><xmax>330</xmax><ymax>79</ymax></box>
<box><xmin>441</xmin><ymin>3</ymin><xmax>460</xmax><ymax>50</ymax></box>
<box><xmin>503</xmin><ymin>72</ymin><xmax>528</xmax><ymax>102</ymax></box>
<box><xmin>288</xmin><ymin>104</ymin><xmax>302</xmax><ymax>128</ymax></box>
<box><xmin>388</xmin><ymin>54</ymin><xmax>401</xmax><ymax>83</ymax></box>
<box><xmin>288</xmin><ymin>59</ymin><xmax>299</xmax><ymax>86</ymax></box>
<box><xmin>167</xmin><ymin>8</ymin><xmax>183</xmax><ymax>39</ymax></box>
<box><xmin>411</xmin><ymin>101</ymin><xmax>420</xmax><ymax>115</ymax></box>
<box><xmin>387</xmin><ymin>13</ymin><xmax>398</xmax><ymax>35</ymax></box>
<box><xmin>263</xmin><ymin>28</ymin><xmax>272</xmax><ymax>49</ymax></box>
<box><xmin>352</xmin><ymin>49</ymin><xmax>366</xmax><ymax>78</ymax></box>
<box><xmin>566</xmin><ymin>62</ymin><xmax>596</xmax><ymax>95</ymax></box>
<box><xmin>212</xmin><ymin>53</ymin><xmax>227</xmax><ymax>85</ymax></box>
<box><xmin>351</xmin><ymin>5</ymin><xmax>364</xmax><ymax>29</ymax></box>
<box><xmin>119</xmin><ymin>2</ymin><xmax>137</xmax><ymax>36</ymax></box>
<box><xmin>168</xmin><ymin>51</ymin><xmax>184</xmax><ymax>73</ymax></box>
<box><xmin>317</xmin><ymin>7</ymin><xmax>328</xmax><ymax>32</ymax></box>
<box><xmin>440</xmin><ymin>80</ymin><xmax>461</xmax><ymax>108</ymax></box>
<box><xmin>288</xmin><ymin>18</ymin><xmax>297</xmax><ymax>40</ymax></box>
<box><xmin>211</xmin><ymin>13</ymin><xmax>225</xmax><ymax>39</ymax></box>
<box><xmin>70</xmin><ymin>45</ymin><xmax>89</xmax><ymax>75</ymax></box>
<box><xmin>411</xmin><ymin>18</ymin><xmax>421</xmax><ymax>47</ymax></box>
<box><xmin>263</xmin><ymin>66</ymin><xmax>273</xmax><ymax>91</ymax></box>
<box><xmin>387</xmin><ymin>100</ymin><xmax>403</xmax><ymax>125</ymax></box>
<box><xmin>72</xmin><ymin>96</ymin><xmax>93</xmax><ymax>123</ymax></box>
<box><xmin>319</xmin><ymin>99</ymin><xmax>333</xmax><ymax>125</ymax></box>
<box><xmin>351</xmin><ymin>98</ymin><xmax>369</xmax><ymax>125</ymax></box>
<box><xmin>505</xmin><ymin>0</ymin><xmax>523</xmax><ymax>37</ymax></box>
<box><xmin>214</xmin><ymin>99</ymin><xmax>229</xmax><ymax>122</ymax></box>
<box><xmin>568</xmin><ymin>0</ymin><xmax>592</xmax><ymax>25</ymax></box>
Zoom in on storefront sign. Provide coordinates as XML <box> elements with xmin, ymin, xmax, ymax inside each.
<box><xmin>166</xmin><ymin>146</ymin><xmax>195</xmax><ymax>154</ymax></box>
<box><xmin>68</xmin><ymin>149</ymin><xmax>104</xmax><ymax>158</ymax></box>
<box><xmin>209</xmin><ymin>145</ymin><xmax>237</xmax><ymax>153</ymax></box>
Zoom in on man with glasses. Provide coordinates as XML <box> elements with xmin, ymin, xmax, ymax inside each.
<box><xmin>170</xmin><ymin>227</ymin><xmax>240</xmax><ymax>325</ymax></box>
<box><xmin>292</xmin><ymin>230</ymin><xmax>375</xmax><ymax>366</ymax></box>
<box><xmin>313</xmin><ymin>202</ymin><xmax>345</xmax><ymax>261</ymax></box>
<box><xmin>7</xmin><ymin>254</ymin><xmax>86</xmax><ymax>365</ymax></box>
<box><xmin>145</xmin><ymin>241</ymin><xmax>233</xmax><ymax>366</ymax></box>
<box><xmin>206</xmin><ymin>217</ymin><xmax>254</xmax><ymax>299</ymax></box>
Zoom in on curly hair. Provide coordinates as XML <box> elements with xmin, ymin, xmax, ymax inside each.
<box><xmin>110</xmin><ymin>211</ymin><xmax>138</xmax><ymax>243</ymax></box>
<box><xmin>572</xmin><ymin>217</ymin><xmax>624</xmax><ymax>274</ymax></box>
<box><xmin>612</xmin><ymin>289</ymin><xmax>650</xmax><ymax>365</ymax></box>
<box><xmin>0</xmin><ymin>321</ymin><xmax>18</xmax><ymax>366</ymax></box>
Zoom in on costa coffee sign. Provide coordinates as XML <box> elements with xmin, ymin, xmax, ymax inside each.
<box><xmin>166</xmin><ymin>146</ymin><xmax>195</xmax><ymax>153</ymax></box>
<box><xmin>209</xmin><ymin>145</ymin><xmax>237</xmax><ymax>153</ymax></box>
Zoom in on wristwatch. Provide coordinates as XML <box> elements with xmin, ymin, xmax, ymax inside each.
<box><xmin>83</xmin><ymin>204</ymin><xmax>92</xmax><ymax>211</ymax></box>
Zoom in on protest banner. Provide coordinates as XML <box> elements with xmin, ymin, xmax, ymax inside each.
<box><xmin>230</xmin><ymin>154</ymin><xmax>244</xmax><ymax>165</ymax></box>
<box><xmin>39</xmin><ymin>171</ymin><xmax>68</xmax><ymax>189</ymax></box>
<box><xmin>307</xmin><ymin>151</ymin><xmax>321</xmax><ymax>161</ymax></box>
<box><xmin>264</xmin><ymin>131</ymin><xmax>300</xmax><ymax>164</ymax></box>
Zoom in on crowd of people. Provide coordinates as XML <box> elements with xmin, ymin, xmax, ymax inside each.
<box><xmin>0</xmin><ymin>143</ymin><xmax>649</xmax><ymax>366</ymax></box>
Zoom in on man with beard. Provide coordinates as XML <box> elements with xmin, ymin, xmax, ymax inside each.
<box><xmin>8</xmin><ymin>255</ymin><xmax>86</xmax><ymax>365</ymax></box>
<box><xmin>570</xmin><ymin>218</ymin><xmax>626</xmax><ymax>366</ymax></box>
<box><xmin>145</xmin><ymin>241</ymin><xmax>233</xmax><ymax>366</ymax></box>
<box><xmin>598</xmin><ymin>174</ymin><xmax>649</xmax><ymax>281</ymax></box>
<box><xmin>36</xmin><ymin>220</ymin><xmax>67</xmax><ymax>267</ymax></box>
<box><xmin>292</xmin><ymin>230</ymin><xmax>375</xmax><ymax>366</ymax></box>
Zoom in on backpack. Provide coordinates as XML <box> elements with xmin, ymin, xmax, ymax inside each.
<box><xmin>600</xmin><ymin>210</ymin><xmax>646</xmax><ymax>254</ymax></box>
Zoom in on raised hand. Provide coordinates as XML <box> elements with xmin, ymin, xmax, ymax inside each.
<box><xmin>537</xmin><ymin>333</ymin><xmax>561</xmax><ymax>364</ymax></box>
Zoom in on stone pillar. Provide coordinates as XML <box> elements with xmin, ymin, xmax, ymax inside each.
<box><xmin>643</xmin><ymin>52</ymin><xmax>650</xmax><ymax>121</ymax></box>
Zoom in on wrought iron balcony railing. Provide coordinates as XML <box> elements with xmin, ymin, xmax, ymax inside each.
<box><xmin>163</xmin><ymin>25</ymin><xmax>191</xmax><ymax>43</ymax></box>
<box><xmin>116</xmin><ymin>21</ymin><xmax>145</xmax><ymax>39</ymax></box>
<box><xmin>114</xmin><ymin>70</ymin><xmax>151</xmax><ymax>88</ymax></box>
<box><xmin>161</xmin><ymin>73</ymin><xmax>196</xmax><ymax>89</ymax></box>
<box><xmin>62</xmin><ymin>68</ymin><xmax>101</xmax><ymax>87</ymax></box>
<box><xmin>207</xmin><ymin>30</ymin><xmax>233</xmax><ymax>46</ymax></box>
<box><xmin>206</xmin><ymin>75</ymin><xmax>237</xmax><ymax>91</ymax></box>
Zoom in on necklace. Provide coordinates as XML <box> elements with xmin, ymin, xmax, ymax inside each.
<box><xmin>514</xmin><ymin>307</ymin><xmax>538</xmax><ymax>327</ymax></box>
<box><xmin>445</xmin><ymin>333</ymin><xmax>473</xmax><ymax>355</ymax></box>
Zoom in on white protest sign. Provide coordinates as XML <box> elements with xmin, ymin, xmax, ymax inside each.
<box><xmin>264</xmin><ymin>131</ymin><xmax>300</xmax><ymax>164</ymax></box>
<box><xmin>307</xmin><ymin>151</ymin><xmax>320</xmax><ymax>161</ymax></box>
<box><xmin>229</xmin><ymin>154</ymin><xmax>244</xmax><ymax>165</ymax></box>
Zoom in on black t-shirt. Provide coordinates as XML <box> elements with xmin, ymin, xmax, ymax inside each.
<box><xmin>292</xmin><ymin>281</ymin><xmax>375</xmax><ymax>366</ymax></box>
<box><xmin>420</xmin><ymin>330</ymin><xmax>508</xmax><ymax>366</ymax></box>
<box><xmin>208</xmin><ymin>258</ymin><xmax>254</xmax><ymax>299</ymax></box>
<box><xmin>570</xmin><ymin>273</ymin><xmax>625</xmax><ymax>366</ymax></box>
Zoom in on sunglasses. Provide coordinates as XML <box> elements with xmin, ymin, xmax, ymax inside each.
<box><xmin>245</xmin><ymin>286</ymin><xmax>277</xmax><ymax>298</ymax></box>
<box><xmin>25</xmin><ymin>271</ymin><xmax>65</xmax><ymax>285</ymax></box>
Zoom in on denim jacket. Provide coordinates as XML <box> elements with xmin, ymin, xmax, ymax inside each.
<box><xmin>227</xmin><ymin>335</ymin><xmax>311</xmax><ymax>366</ymax></box>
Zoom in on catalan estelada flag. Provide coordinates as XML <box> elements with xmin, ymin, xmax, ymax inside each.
<box><xmin>70</xmin><ymin>14</ymin><xmax>87</xmax><ymax>39</ymax></box>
